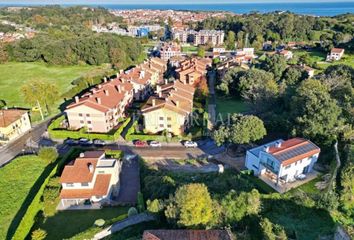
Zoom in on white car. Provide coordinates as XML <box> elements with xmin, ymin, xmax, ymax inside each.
<box><xmin>296</xmin><ymin>174</ymin><xmax>307</xmax><ymax>180</ymax></box>
<box><xmin>149</xmin><ymin>141</ymin><xmax>162</xmax><ymax>147</ymax></box>
<box><xmin>184</xmin><ymin>141</ymin><xmax>198</xmax><ymax>148</ymax></box>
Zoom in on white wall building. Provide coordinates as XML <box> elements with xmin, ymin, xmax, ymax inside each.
<box><xmin>245</xmin><ymin>138</ymin><xmax>320</xmax><ymax>184</ymax></box>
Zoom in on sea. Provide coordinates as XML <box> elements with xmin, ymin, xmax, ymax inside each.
<box><xmin>0</xmin><ymin>1</ymin><xmax>353</xmax><ymax>16</ymax></box>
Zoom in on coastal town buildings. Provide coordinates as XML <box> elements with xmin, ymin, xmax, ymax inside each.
<box><xmin>159</xmin><ymin>42</ymin><xmax>182</xmax><ymax>61</ymax></box>
<box><xmin>327</xmin><ymin>48</ymin><xmax>345</xmax><ymax>61</ymax></box>
<box><xmin>0</xmin><ymin>109</ymin><xmax>31</xmax><ymax>144</ymax></box>
<box><xmin>59</xmin><ymin>151</ymin><xmax>122</xmax><ymax>209</ymax></box>
<box><xmin>245</xmin><ymin>138</ymin><xmax>320</xmax><ymax>186</ymax></box>
<box><xmin>176</xmin><ymin>58</ymin><xmax>212</xmax><ymax>85</ymax></box>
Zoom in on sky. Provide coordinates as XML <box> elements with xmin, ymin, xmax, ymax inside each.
<box><xmin>0</xmin><ymin>0</ymin><xmax>353</xmax><ymax>5</ymax></box>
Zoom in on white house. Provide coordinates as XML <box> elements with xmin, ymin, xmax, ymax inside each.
<box><xmin>59</xmin><ymin>151</ymin><xmax>122</xmax><ymax>209</ymax></box>
<box><xmin>326</xmin><ymin>48</ymin><xmax>345</xmax><ymax>61</ymax></box>
<box><xmin>245</xmin><ymin>138</ymin><xmax>320</xmax><ymax>185</ymax></box>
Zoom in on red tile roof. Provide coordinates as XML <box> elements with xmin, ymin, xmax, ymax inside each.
<box><xmin>143</xmin><ymin>230</ymin><xmax>233</xmax><ymax>240</ymax></box>
<box><xmin>0</xmin><ymin>109</ymin><xmax>27</xmax><ymax>128</ymax></box>
<box><xmin>60</xmin><ymin>174</ymin><xmax>111</xmax><ymax>199</ymax></box>
<box><xmin>331</xmin><ymin>48</ymin><xmax>344</xmax><ymax>54</ymax></box>
<box><xmin>60</xmin><ymin>151</ymin><xmax>104</xmax><ymax>183</ymax></box>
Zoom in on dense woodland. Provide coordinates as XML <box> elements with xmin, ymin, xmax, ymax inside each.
<box><xmin>196</xmin><ymin>12</ymin><xmax>354</xmax><ymax>51</ymax></box>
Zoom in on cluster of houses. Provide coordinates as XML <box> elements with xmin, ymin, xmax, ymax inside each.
<box><xmin>92</xmin><ymin>23</ymin><xmax>164</xmax><ymax>38</ymax></box>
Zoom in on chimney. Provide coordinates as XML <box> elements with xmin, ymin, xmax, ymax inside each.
<box><xmin>98</xmin><ymin>84</ymin><xmax>102</xmax><ymax>89</ymax></box>
<box><xmin>158</xmin><ymin>91</ymin><xmax>163</xmax><ymax>98</ymax></box>
<box><xmin>104</xmin><ymin>90</ymin><xmax>109</xmax><ymax>96</ymax></box>
<box><xmin>152</xmin><ymin>99</ymin><xmax>156</xmax><ymax>106</ymax></box>
<box><xmin>176</xmin><ymin>100</ymin><xmax>180</xmax><ymax>108</ymax></box>
<box><xmin>116</xmin><ymin>85</ymin><xmax>121</xmax><ymax>93</ymax></box>
<box><xmin>79</xmin><ymin>152</ymin><xmax>85</xmax><ymax>158</ymax></box>
<box><xmin>96</xmin><ymin>97</ymin><xmax>101</xmax><ymax>104</ymax></box>
<box><xmin>276</xmin><ymin>142</ymin><xmax>282</xmax><ymax>148</ymax></box>
<box><xmin>88</xmin><ymin>163</ymin><xmax>94</xmax><ymax>173</ymax></box>
<box><xmin>75</xmin><ymin>96</ymin><xmax>79</xmax><ymax>103</ymax></box>
<box><xmin>103</xmin><ymin>77</ymin><xmax>107</xmax><ymax>83</ymax></box>
<box><xmin>264</xmin><ymin>146</ymin><xmax>270</xmax><ymax>153</ymax></box>
<box><xmin>164</xmin><ymin>79</ymin><xmax>168</xmax><ymax>85</ymax></box>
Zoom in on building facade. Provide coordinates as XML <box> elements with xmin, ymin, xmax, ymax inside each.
<box><xmin>172</xmin><ymin>29</ymin><xmax>225</xmax><ymax>46</ymax></box>
<box><xmin>327</xmin><ymin>48</ymin><xmax>345</xmax><ymax>61</ymax></box>
<box><xmin>245</xmin><ymin>138</ymin><xmax>320</xmax><ymax>184</ymax></box>
<box><xmin>0</xmin><ymin>109</ymin><xmax>31</xmax><ymax>144</ymax></box>
<box><xmin>59</xmin><ymin>151</ymin><xmax>122</xmax><ymax>209</ymax></box>
<box><xmin>159</xmin><ymin>42</ymin><xmax>182</xmax><ymax>61</ymax></box>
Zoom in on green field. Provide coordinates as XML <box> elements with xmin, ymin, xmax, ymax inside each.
<box><xmin>216</xmin><ymin>95</ymin><xmax>249</xmax><ymax>119</ymax></box>
<box><xmin>182</xmin><ymin>45</ymin><xmax>198</xmax><ymax>52</ymax></box>
<box><xmin>0</xmin><ymin>62</ymin><xmax>106</xmax><ymax>108</ymax></box>
<box><xmin>0</xmin><ymin>155</ymin><xmax>47</xmax><ymax>240</ymax></box>
<box><xmin>34</xmin><ymin>207</ymin><xmax>128</xmax><ymax>240</ymax></box>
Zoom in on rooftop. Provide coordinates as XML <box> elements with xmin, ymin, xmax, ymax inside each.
<box><xmin>0</xmin><ymin>109</ymin><xmax>27</xmax><ymax>128</ymax></box>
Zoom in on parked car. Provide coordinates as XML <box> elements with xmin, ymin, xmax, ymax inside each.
<box><xmin>79</xmin><ymin>138</ymin><xmax>92</xmax><ymax>146</ymax></box>
<box><xmin>134</xmin><ymin>140</ymin><xmax>147</xmax><ymax>147</ymax></box>
<box><xmin>296</xmin><ymin>174</ymin><xmax>307</xmax><ymax>180</ymax></box>
<box><xmin>149</xmin><ymin>141</ymin><xmax>162</xmax><ymax>147</ymax></box>
<box><xmin>65</xmin><ymin>138</ymin><xmax>78</xmax><ymax>146</ymax></box>
<box><xmin>93</xmin><ymin>139</ymin><xmax>106</xmax><ymax>146</ymax></box>
<box><xmin>184</xmin><ymin>141</ymin><xmax>198</xmax><ymax>148</ymax></box>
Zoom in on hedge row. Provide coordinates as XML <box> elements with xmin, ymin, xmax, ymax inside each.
<box><xmin>48</xmin><ymin>116</ymin><xmax>131</xmax><ymax>141</ymax></box>
<box><xmin>12</xmin><ymin>148</ymin><xmax>82</xmax><ymax>240</ymax></box>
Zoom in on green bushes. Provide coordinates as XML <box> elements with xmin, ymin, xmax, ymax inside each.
<box><xmin>137</xmin><ymin>192</ymin><xmax>145</xmax><ymax>213</ymax></box>
<box><xmin>105</xmin><ymin>150</ymin><xmax>123</xmax><ymax>159</ymax></box>
<box><xmin>38</xmin><ymin>147</ymin><xmax>59</xmax><ymax>164</ymax></box>
<box><xmin>128</xmin><ymin>207</ymin><xmax>138</xmax><ymax>217</ymax></box>
<box><xmin>31</xmin><ymin>228</ymin><xmax>47</xmax><ymax>240</ymax></box>
<box><xmin>48</xmin><ymin>116</ymin><xmax>130</xmax><ymax>141</ymax></box>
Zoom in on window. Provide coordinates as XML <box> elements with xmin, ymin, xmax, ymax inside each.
<box><xmin>86</xmin><ymin>114</ymin><xmax>90</xmax><ymax>117</ymax></box>
<box><xmin>167</xmin><ymin>117</ymin><xmax>172</xmax><ymax>121</ymax></box>
<box><xmin>80</xmin><ymin>120</ymin><xmax>84</xmax><ymax>124</ymax></box>
<box><xmin>252</xmin><ymin>164</ymin><xmax>258</xmax><ymax>170</ymax></box>
<box><xmin>167</xmin><ymin>124</ymin><xmax>172</xmax><ymax>128</ymax></box>
<box><xmin>88</xmin><ymin>128</ymin><xmax>92</xmax><ymax>131</ymax></box>
<box><xmin>159</xmin><ymin>117</ymin><xmax>164</xmax><ymax>121</ymax></box>
<box><xmin>285</xmin><ymin>165</ymin><xmax>291</xmax><ymax>169</ymax></box>
<box><xmin>66</xmin><ymin>183</ymin><xmax>74</xmax><ymax>187</ymax></box>
<box><xmin>79</xmin><ymin>113</ymin><xmax>83</xmax><ymax>117</ymax></box>
<box><xmin>81</xmin><ymin>182</ymin><xmax>89</xmax><ymax>187</ymax></box>
<box><xmin>87</xmin><ymin>121</ymin><xmax>92</xmax><ymax>124</ymax></box>
<box><xmin>159</xmin><ymin>124</ymin><xmax>164</xmax><ymax>128</ymax></box>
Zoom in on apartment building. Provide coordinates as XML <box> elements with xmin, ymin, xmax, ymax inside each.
<box><xmin>159</xmin><ymin>42</ymin><xmax>182</xmax><ymax>61</ymax></box>
<box><xmin>141</xmin><ymin>80</ymin><xmax>195</xmax><ymax>135</ymax></box>
<box><xmin>65</xmin><ymin>78</ymin><xmax>134</xmax><ymax>133</ymax></box>
<box><xmin>172</xmin><ymin>29</ymin><xmax>224</xmax><ymax>46</ymax></box>
<box><xmin>139</xmin><ymin>57</ymin><xmax>167</xmax><ymax>85</ymax></box>
<box><xmin>176</xmin><ymin>58</ymin><xmax>212</xmax><ymax>85</ymax></box>
<box><xmin>120</xmin><ymin>67</ymin><xmax>153</xmax><ymax>101</ymax></box>
<box><xmin>0</xmin><ymin>109</ymin><xmax>31</xmax><ymax>144</ymax></box>
<box><xmin>59</xmin><ymin>151</ymin><xmax>122</xmax><ymax>209</ymax></box>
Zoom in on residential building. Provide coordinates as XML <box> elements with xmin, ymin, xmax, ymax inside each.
<box><xmin>140</xmin><ymin>57</ymin><xmax>167</xmax><ymax>85</ymax></box>
<box><xmin>176</xmin><ymin>57</ymin><xmax>212</xmax><ymax>85</ymax></box>
<box><xmin>59</xmin><ymin>151</ymin><xmax>122</xmax><ymax>209</ymax></box>
<box><xmin>65</xmin><ymin>78</ymin><xmax>134</xmax><ymax>133</ymax></box>
<box><xmin>278</xmin><ymin>50</ymin><xmax>293</xmax><ymax>60</ymax></box>
<box><xmin>143</xmin><ymin>230</ymin><xmax>233</xmax><ymax>240</ymax></box>
<box><xmin>172</xmin><ymin>29</ymin><xmax>224</xmax><ymax>46</ymax></box>
<box><xmin>141</xmin><ymin>80</ymin><xmax>195</xmax><ymax>135</ymax></box>
<box><xmin>245</xmin><ymin>138</ymin><xmax>320</xmax><ymax>185</ymax></box>
<box><xmin>0</xmin><ymin>109</ymin><xmax>31</xmax><ymax>144</ymax></box>
<box><xmin>159</xmin><ymin>42</ymin><xmax>182</xmax><ymax>61</ymax></box>
<box><xmin>302</xmin><ymin>65</ymin><xmax>315</xmax><ymax>78</ymax></box>
<box><xmin>326</xmin><ymin>48</ymin><xmax>345</xmax><ymax>61</ymax></box>
<box><xmin>120</xmin><ymin>67</ymin><xmax>153</xmax><ymax>100</ymax></box>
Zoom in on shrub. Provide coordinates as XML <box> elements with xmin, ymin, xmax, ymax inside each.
<box><xmin>31</xmin><ymin>228</ymin><xmax>47</xmax><ymax>240</ymax></box>
<box><xmin>128</xmin><ymin>207</ymin><xmax>138</xmax><ymax>217</ymax></box>
<box><xmin>38</xmin><ymin>147</ymin><xmax>58</xmax><ymax>164</ymax></box>
<box><xmin>94</xmin><ymin>219</ymin><xmax>105</xmax><ymax>227</ymax></box>
<box><xmin>146</xmin><ymin>199</ymin><xmax>165</xmax><ymax>214</ymax></box>
<box><xmin>137</xmin><ymin>192</ymin><xmax>145</xmax><ymax>212</ymax></box>
<box><xmin>105</xmin><ymin>150</ymin><xmax>123</xmax><ymax>159</ymax></box>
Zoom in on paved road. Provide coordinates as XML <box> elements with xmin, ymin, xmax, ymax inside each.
<box><xmin>0</xmin><ymin>119</ymin><xmax>50</xmax><ymax>167</ymax></box>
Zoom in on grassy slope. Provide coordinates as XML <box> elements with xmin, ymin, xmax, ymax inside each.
<box><xmin>0</xmin><ymin>155</ymin><xmax>47</xmax><ymax>240</ymax></box>
<box><xmin>0</xmin><ymin>62</ymin><xmax>101</xmax><ymax>107</ymax></box>
<box><xmin>35</xmin><ymin>207</ymin><xmax>128</xmax><ymax>240</ymax></box>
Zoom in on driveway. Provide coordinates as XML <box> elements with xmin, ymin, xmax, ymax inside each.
<box><xmin>114</xmin><ymin>156</ymin><xmax>140</xmax><ymax>205</ymax></box>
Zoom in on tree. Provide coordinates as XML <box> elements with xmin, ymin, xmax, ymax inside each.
<box><xmin>31</xmin><ymin>228</ymin><xmax>47</xmax><ymax>240</ymax></box>
<box><xmin>260</xmin><ymin>218</ymin><xmax>276</xmax><ymax>240</ymax></box>
<box><xmin>340</xmin><ymin>163</ymin><xmax>354</xmax><ymax>214</ymax></box>
<box><xmin>0</xmin><ymin>99</ymin><xmax>6</xmax><ymax>109</ymax></box>
<box><xmin>221</xmin><ymin>189</ymin><xmax>261</xmax><ymax>224</ymax></box>
<box><xmin>212</xmin><ymin>114</ymin><xmax>266</xmax><ymax>146</ymax></box>
<box><xmin>21</xmin><ymin>79</ymin><xmax>59</xmax><ymax>116</ymax></box>
<box><xmin>166</xmin><ymin>183</ymin><xmax>214</xmax><ymax>227</ymax></box>
<box><xmin>282</xmin><ymin>66</ymin><xmax>306</xmax><ymax>87</ymax></box>
<box><xmin>147</xmin><ymin>199</ymin><xmax>165</xmax><ymax>214</ymax></box>
<box><xmin>38</xmin><ymin>147</ymin><xmax>58</xmax><ymax>164</ymax></box>
<box><xmin>226</xmin><ymin>31</ymin><xmax>236</xmax><ymax>50</ymax></box>
<box><xmin>263</xmin><ymin>54</ymin><xmax>287</xmax><ymax>81</ymax></box>
<box><xmin>197</xmin><ymin>45</ymin><xmax>206</xmax><ymax>58</ymax></box>
<box><xmin>128</xmin><ymin>207</ymin><xmax>138</xmax><ymax>217</ymax></box>
<box><xmin>291</xmin><ymin>79</ymin><xmax>342</xmax><ymax>144</ymax></box>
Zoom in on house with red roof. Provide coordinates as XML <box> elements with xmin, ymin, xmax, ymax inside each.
<box><xmin>245</xmin><ymin>138</ymin><xmax>320</xmax><ymax>191</ymax></box>
<box><xmin>59</xmin><ymin>151</ymin><xmax>122</xmax><ymax>209</ymax></box>
<box><xmin>327</xmin><ymin>48</ymin><xmax>345</xmax><ymax>61</ymax></box>
<box><xmin>0</xmin><ymin>109</ymin><xmax>31</xmax><ymax>144</ymax></box>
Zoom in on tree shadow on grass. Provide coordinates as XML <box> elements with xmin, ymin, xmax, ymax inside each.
<box><xmin>261</xmin><ymin>198</ymin><xmax>336</xmax><ymax>240</ymax></box>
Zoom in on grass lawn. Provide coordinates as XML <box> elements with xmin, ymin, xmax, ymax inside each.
<box><xmin>0</xmin><ymin>62</ymin><xmax>107</xmax><ymax>108</ymax></box>
<box><xmin>216</xmin><ymin>94</ymin><xmax>249</xmax><ymax>119</ymax></box>
<box><xmin>34</xmin><ymin>207</ymin><xmax>129</xmax><ymax>240</ymax></box>
<box><xmin>0</xmin><ymin>155</ymin><xmax>47</xmax><ymax>240</ymax></box>
<box><xmin>182</xmin><ymin>45</ymin><xmax>198</xmax><ymax>52</ymax></box>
